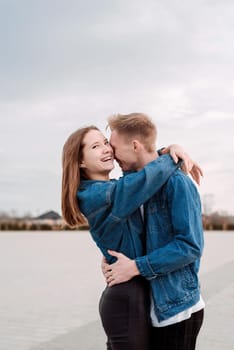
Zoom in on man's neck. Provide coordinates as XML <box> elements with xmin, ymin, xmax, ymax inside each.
<box><xmin>136</xmin><ymin>151</ymin><xmax>159</xmax><ymax>171</ymax></box>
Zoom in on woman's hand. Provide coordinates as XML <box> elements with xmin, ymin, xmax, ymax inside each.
<box><xmin>160</xmin><ymin>144</ymin><xmax>204</xmax><ymax>185</ymax></box>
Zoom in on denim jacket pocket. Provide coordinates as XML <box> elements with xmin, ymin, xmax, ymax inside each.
<box><xmin>151</xmin><ymin>265</ymin><xmax>197</xmax><ymax>313</ymax></box>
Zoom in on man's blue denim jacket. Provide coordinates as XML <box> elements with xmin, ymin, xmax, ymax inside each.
<box><xmin>135</xmin><ymin>169</ymin><xmax>204</xmax><ymax>321</ymax></box>
<box><xmin>78</xmin><ymin>155</ymin><xmax>179</xmax><ymax>263</ymax></box>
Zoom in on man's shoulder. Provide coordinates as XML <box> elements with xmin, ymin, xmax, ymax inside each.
<box><xmin>166</xmin><ymin>169</ymin><xmax>196</xmax><ymax>189</ymax></box>
<box><xmin>169</xmin><ymin>168</ymin><xmax>189</xmax><ymax>180</ymax></box>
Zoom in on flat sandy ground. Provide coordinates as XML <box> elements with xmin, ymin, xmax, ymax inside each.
<box><xmin>31</xmin><ymin>232</ymin><xmax>234</xmax><ymax>350</ymax></box>
<box><xmin>1</xmin><ymin>231</ymin><xmax>233</xmax><ymax>350</ymax></box>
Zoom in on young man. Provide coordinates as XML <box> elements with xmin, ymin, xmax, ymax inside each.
<box><xmin>103</xmin><ymin>113</ymin><xmax>204</xmax><ymax>350</ymax></box>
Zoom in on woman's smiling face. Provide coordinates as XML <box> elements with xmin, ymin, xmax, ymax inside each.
<box><xmin>80</xmin><ymin>129</ymin><xmax>114</xmax><ymax>180</ymax></box>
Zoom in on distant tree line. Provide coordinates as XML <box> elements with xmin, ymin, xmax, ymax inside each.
<box><xmin>0</xmin><ymin>210</ymin><xmax>234</xmax><ymax>231</ymax></box>
<box><xmin>202</xmin><ymin>212</ymin><xmax>234</xmax><ymax>231</ymax></box>
<box><xmin>0</xmin><ymin>210</ymin><xmax>89</xmax><ymax>231</ymax></box>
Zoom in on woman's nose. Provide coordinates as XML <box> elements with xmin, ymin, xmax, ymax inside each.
<box><xmin>104</xmin><ymin>144</ymin><xmax>112</xmax><ymax>153</ymax></box>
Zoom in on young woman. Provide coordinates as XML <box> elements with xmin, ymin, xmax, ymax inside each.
<box><xmin>61</xmin><ymin>126</ymin><xmax>197</xmax><ymax>350</ymax></box>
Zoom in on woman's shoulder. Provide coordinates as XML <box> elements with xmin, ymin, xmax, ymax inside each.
<box><xmin>79</xmin><ymin>179</ymin><xmax>116</xmax><ymax>191</ymax></box>
<box><xmin>78</xmin><ymin>180</ymin><xmax>117</xmax><ymax>217</ymax></box>
<box><xmin>78</xmin><ymin>179</ymin><xmax>116</xmax><ymax>203</ymax></box>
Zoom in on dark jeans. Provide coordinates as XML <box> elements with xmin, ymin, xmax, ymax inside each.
<box><xmin>152</xmin><ymin>308</ymin><xmax>204</xmax><ymax>350</ymax></box>
<box><xmin>99</xmin><ymin>276</ymin><xmax>151</xmax><ymax>350</ymax></box>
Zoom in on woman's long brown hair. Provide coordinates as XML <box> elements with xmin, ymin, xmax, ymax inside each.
<box><xmin>61</xmin><ymin>125</ymin><xmax>99</xmax><ymax>228</ymax></box>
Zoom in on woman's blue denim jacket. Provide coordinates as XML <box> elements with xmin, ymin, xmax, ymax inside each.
<box><xmin>135</xmin><ymin>169</ymin><xmax>204</xmax><ymax>321</ymax></box>
<box><xmin>78</xmin><ymin>155</ymin><xmax>179</xmax><ymax>263</ymax></box>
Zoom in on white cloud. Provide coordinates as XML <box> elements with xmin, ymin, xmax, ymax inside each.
<box><xmin>0</xmin><ymin>0</ymin><xmax>233</xmax><ymax>215</ymax></box>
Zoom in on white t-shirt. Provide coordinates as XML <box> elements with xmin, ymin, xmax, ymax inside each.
<box><xmin>150</xmin><ymin>295</ymin><xmax>205</xmax><ymax>327</ymax></box>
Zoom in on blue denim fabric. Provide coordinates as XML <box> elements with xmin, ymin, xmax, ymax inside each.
<box><xmin>135</xmin><ymin>169</ymin><xmax>204</xmax><ymax>321</ymax></box>
<box><xmin>78</xmin><ymin>155</ymin><xmax>179</xmax><ymax>263</ymax></box>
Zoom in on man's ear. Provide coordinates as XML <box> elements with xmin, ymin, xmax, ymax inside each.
<box><xmin>132</xmin><ymin>140</ymin><xmax>142</xmax><ymax>152</ymax></box>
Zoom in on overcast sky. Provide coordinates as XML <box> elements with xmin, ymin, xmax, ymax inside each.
<box><xmin>0</xmin><ymin>0</ymin><xmax>233</xmax><ymax>217</ymax></box>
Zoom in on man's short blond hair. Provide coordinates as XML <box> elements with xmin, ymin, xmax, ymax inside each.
<box><xmin>107</xmin><ymin>113</ymin><xmax>157</xmax><ymax>152</ymax></box>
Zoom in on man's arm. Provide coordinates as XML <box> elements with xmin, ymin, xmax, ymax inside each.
<box><xmin>161</xmin><ymin>144</ymin><xmax>203</xmax><ymax>185</ymax></box>
<box><xmin>102</xmin><ymin>251</ymin><xmax>140</xmax><ymax>287</ymax></box>
<box><xmin>102</xmin><ymin>173</ymin><xmax>204</xmax><ymax>287</ymax></box>
<box><xmin>101</xmin><ymin>146</ymin><xmax>203</xmax><ymax>285</ymax></box>
<box><xmin>134</xmin><ymin>174</ymin><xmax>204</xmax><ymax>278</ymax></box>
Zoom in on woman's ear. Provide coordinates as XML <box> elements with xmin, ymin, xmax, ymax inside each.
<box><xmin>79</xmin><ymin>161</ymin><xmax>86</xmax><ymax>168</ymax></box>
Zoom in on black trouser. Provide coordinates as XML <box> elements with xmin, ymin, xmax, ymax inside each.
<box><xmin>99</xmin><ymin>276</ymin><xmax>151</xmax><ymax>350</ymax></box>
<box><xmin>152</xmin><ymin>308</ymin><xmax>204</xmax><ymax>350</ymax></box>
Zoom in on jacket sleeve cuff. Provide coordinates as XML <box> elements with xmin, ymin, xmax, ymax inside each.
<box><xmin>135</xmin><ymin>256</ymin><xmax>158</xmax><ymax>280</ymax></box>
<box><xmin>157</xmin><ymin>147</ymin><xmax>166</xmax><ymax>156</ymax></box>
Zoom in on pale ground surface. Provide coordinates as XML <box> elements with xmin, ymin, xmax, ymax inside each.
<box><xmin>1</xmin><ymin>231</ymin><xmax>234</xmax><ymax>350</ymax></box>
